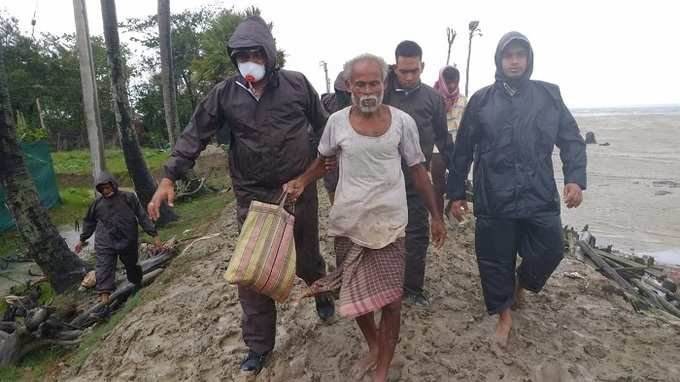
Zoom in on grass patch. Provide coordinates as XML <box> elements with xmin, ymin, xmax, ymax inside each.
<box><xmin>50</xmin><ymin>187</ymin><xmax>94</xmax><ymax>227</ymax></box>
<box><xmin>0</xmin><ymin>343</ymin><xmax>68</xmax><ymax>382</ymax></box>
<box><xmin>69</xmin><ymin>292</ymin><xmax>143</xmax><ymax>369</ymax></box>
<box><xmin>151</xmin><ymin>188</ymin><xmax>234</xmax><ymax>243</ymax></box>
<box><xmin>0</xmin><ymin>187</ymin><xmax>93</xmax><ymax>259</ymax></box>
<box><xmin>52</xmin><ymin>148</ymin><xmax>169</xmax><ymax>176</ymax></box>
<box><xmin>0</xmin><ymin>188</ymin><xmax>234</xmax><ymax>379</ymax></box>
<box><xmin>0</xmin><ymin>231</ymin><xmax>21</xmax><ymax>259</ymax></box>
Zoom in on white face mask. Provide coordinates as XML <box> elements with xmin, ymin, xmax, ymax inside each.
<box><xmin>238</xmin><ymin>61</ymin><xmax>266</xmax><ymax>83</ymax></box>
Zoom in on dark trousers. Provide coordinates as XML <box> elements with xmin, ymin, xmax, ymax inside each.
<box><xmin>475</xmin><ymin>214</ymin><xmax>564</xmax><ymax>314</ymax></box>
<box><xmin>235</xmin><ymin>184</ymin><xmax>326</xmax><ymax>354</ymax></box>
<box><xmin>95</xmin><ymin>245</ymin><xmax>143</xmax><ymax>294</ymax></box>
<box><xmin>404</xmin><ymin>192</ymin><xmax>430</xmax><ymax>295</ymax></box>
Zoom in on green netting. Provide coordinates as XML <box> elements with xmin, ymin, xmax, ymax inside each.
<box><xmin>0</xmin><ymin>141</ymin><xmax>61</xmax><ymax>231</ymax></box>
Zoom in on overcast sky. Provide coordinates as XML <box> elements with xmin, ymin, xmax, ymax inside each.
<box><xmin>2</xmin><ymin>0</ymin><xmax>679</xmax><ymax>108</ymax></box>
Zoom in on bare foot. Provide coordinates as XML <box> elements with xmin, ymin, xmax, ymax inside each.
<box><xmin>494</xmin><ymin>309</ymin><xmax>512</xmax><ymax>348</ymax></box>
<box><xmin>512</xmin><ymin>284</ymin><xmax>526</xmax><ymax>310</ymax></box>
<box><xmin>352</xmin><ymin>349</ymin><xmax>378</xmax><ymax>378</ymax></box>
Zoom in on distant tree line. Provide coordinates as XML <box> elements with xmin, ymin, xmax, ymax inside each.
<box><xmin>0</xmin><ymin>5</ymin><xmax>282</xmax><ymax>150</ymax></box>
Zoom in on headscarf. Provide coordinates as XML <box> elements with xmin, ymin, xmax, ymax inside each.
<box><xmin>433</xmin><ymin>67</ymin><xmax>460</xmax><ymax>112</ymax></box>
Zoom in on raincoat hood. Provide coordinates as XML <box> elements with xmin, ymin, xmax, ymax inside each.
<box><xmin>333</xmin><ymin>71</ymin><xmax>348</xmax><ymax>93</ymax></box>
<box><xmin>494</xmin><ymin>31</ymin><xmax>534</xmax><ymax>84</ymax></box>
<box><xmin>227</xmin><ymin>16</ymin><xmax>277</xmax><ymax>76</ymax></box>
<box><xmin>94</xmin><ymin>171</ymin><xmax>118</xmax><ymax>193</ymax></box>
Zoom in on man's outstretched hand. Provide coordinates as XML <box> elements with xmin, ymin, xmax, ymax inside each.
<box><xmin>148</xmin><ymin>178</ymin><xmax>175</xmax><ymax>221</ymax></box>
<box><xmin>447</xmin><ymin>199</ymin><xmax>469</xmax><ymax>223</ymax></box>
<box><xmin>563</xmin><ymin>183</ymin><xmax>583</xmax><ymax>208</ymax></box>
<box><xmin>431</xmin><ymin>219</ymin><xmax>447</xmax><ymax>249</ymax></box>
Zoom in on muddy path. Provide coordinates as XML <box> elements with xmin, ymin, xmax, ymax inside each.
<box><xmin>59</xmin><ymin>187</ymin><xmax>680</xmax><ymax>382</ymax></box>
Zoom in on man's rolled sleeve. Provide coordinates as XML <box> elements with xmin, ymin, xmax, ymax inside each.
<box><xmin>399</xmin><ymin>114</ymin><xmax>426</xmax><ymax>167</ymax></box>
<box><xmin>163</xmin><ymin>83</ymin><xmax>224</xmax><ymax>181</ymax></box>
<box><xmin>317</xmin><ymin>114</ymin><xmax>339</xmax><ymax>157</ymax></box>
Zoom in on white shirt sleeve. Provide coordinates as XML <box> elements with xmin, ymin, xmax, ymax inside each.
<box><xmin>398</xmin><ymin>112</ymin><xmax>426</xmax><ymax>167</ymax></box>
<box><xmin>318</xmin><ymin>112</ymin><xmax>339</xmax><ymax>157</ymax></box>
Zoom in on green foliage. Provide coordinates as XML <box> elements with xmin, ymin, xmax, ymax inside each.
<box><xmin>156</xmin><ymin>187</ymin><xmax>233</xmax><ymax>242</ymax></box>
<box><xmin>123</xmin><ymin>6</ymin><xmax>285</xmax><ymax>143</ymax></box>
<box><xmin>51</xmin><ymin>148</ymin><xmax>169</xmax><ymax>176</ymax></box>
<box><xmin>15</xmin><ymin>110</ymin><xmax>47</xmax><ymax>143</ymax></box>
<box><xmin>2</xmin><ymin>5</ymin><xmax>285</xmax><ymax>149</ymax></box>
<box><xmin>0</xmin><ymin>11</ymin><xmax>131</xmax><ymax>150</ymax></box>
<box><xmin>0</xmin><ymin>187</ymin><xmax>92</xmax><ymax>259</ymax></box>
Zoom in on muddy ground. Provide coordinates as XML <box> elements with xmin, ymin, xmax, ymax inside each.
<box><xmin>58</xmin><ymin>187</ymin><xmax>680</xmax><ymax>382</ymax></box>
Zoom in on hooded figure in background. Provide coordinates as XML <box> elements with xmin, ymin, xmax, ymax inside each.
<box><xmin>76</xmin><ymin>172</ymin><xmax>162</xmax><ymax>316</ymax></box>
<box><xmin>448</xmin><ymin>32</ymin><xmax>587</xmax><ymax>346</ymax></box>
<box><xmin>150</xmin><ymin>15</ymin><xmax>334</xmax><ymax>374</ymax></box>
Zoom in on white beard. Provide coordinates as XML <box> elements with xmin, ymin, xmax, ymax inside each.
<box><xmin>353</xmin><ymin>93</ymin><xmax>383</xmax><ymax>113</ymax></box>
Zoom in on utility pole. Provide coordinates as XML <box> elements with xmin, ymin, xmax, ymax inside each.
<box><xmin>158</xmin><ymin>0</ymin><xmax>180</xmax><ymax>146</ymax></box>
<box><xmin>72</xmin><ymin>0</ymin><xmax>106</xmax><ymax>181</ymax></box>
<box><xmin>465</xmin><ymin>20</ymin><xmax>482</xmax><ymax>97</ymax></box>
<box><xmin>320</xmin><ymin>61</ymin><xmax>330</xmax><ymax>94</ymax></box>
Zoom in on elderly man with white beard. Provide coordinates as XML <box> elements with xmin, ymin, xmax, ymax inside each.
<box><xmin>284</xmin><ymin>53</ymin><xmax>446</xmax><ymax>382</ymax></box>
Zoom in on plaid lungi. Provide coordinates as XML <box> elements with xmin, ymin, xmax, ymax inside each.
<box><xmin>306</xmin><ymin>237</ymin><xmax>405</xmax><ymax>318</ymax></box>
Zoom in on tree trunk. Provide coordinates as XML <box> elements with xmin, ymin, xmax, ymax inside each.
<box><xmin>0</xmin><ymin>45</ymin><xmax>89</xmax><ymax>294</ymax></box>
<box><xmin>182</xmin><ymin>71</ymin><xmax>196</xmax><ymax>111</ymax></box>
<box><xmin>100</xmin><ymin>0</ymin><xmax>177</xmax><ymax>226</ymax></box>
<box><xmin>158</xmin><ymin>0</ymin><xmax>180</xmax><ymax>146</ymax></box>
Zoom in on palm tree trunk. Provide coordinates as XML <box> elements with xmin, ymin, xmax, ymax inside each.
<box><xmin>0</xmin><ymin>45</ymin><xmax>88</xmax><ymax>293</ymax></box>
<box><xmin>158</xmin><ymin>0</ymin><xmax>180</xmax><ymax>146</ymax></box>
<box><xmin>100</xmin><ymin>0</ymin><xmax>177</xmax><ymax>226</ymax></box>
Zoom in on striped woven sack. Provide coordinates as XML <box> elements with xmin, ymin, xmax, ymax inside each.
<box><xmin>224</xmin><ymin>195</ymin><xmax>296</xmax><ymax>302</ymax></box>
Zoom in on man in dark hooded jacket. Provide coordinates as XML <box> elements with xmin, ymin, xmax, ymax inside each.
<box><xmin>76</xmin><ymin>172</ymin><xmax>162</xmax><ymax>313</ymax></box>
<box><xmin>148</xmin><ymin>16</ymin><xmax>333</xmax><ymax>373</ymax></box>
<box><xmin>319</xmin><ymin>71</ymin><xmax>352</xmax><ymax>204</ymax></box>
<box><xmin>448</xmin><ymin>32</ymin><xmax>587</xmax><ymax>346</ymax></box>
<box><xmin>383</xmin><ymin>40</ymin><xmax>453</xmax><ymax>307</ymax></box>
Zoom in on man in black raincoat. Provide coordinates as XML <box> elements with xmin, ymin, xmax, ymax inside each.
<box><xmin>76</xmin><ymin>172</ymin><xmax>162</xmax><ymax>314</ymax></box>
<box><xmin>448</xmin><ymin>32</ymin><xmax>587</xmax><ymax>345</ymax></box>
<box><xmin>148</xmin><ymin>16</ymin><xmax>333</xmax><ymax>373</ymax></box>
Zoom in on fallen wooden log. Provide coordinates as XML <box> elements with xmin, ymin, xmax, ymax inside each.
<box><xmin>631</xmin><ymin>279</ymin><xmax>680</xmax><ymax>319</ymax></box>
<box><xmin>578</xmin><ymin>241</ymin><xmax>638</xmax><ymax>294</ymax></box>
<box><xmin>0</xmin><ymin>324</ymin><xmax>81</xmax><ymax>367</ymax></box>
<box><xmin>595</xmin><ymin>249</ymin><xmax>666</xmax><ymax>279</ymax></box>
<box><xmin>69</xmin><ymin>268</ymin><xmax>163</xmax><ymax>329</ymax></box>
<box><xmin>577</xmin><ymin>241</ymin><xmax>649</xmax><ymax>311</ymax></box>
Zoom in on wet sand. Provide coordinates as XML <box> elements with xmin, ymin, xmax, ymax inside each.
<box><xmin>557</xmin><ymin>112</ymin><xmax>680</xmax><ymax>264</ymax></box>
<box><xmin>59</xmin><ymin>188</ymin><xmax>680</xmax><ymax>382</ymax></box>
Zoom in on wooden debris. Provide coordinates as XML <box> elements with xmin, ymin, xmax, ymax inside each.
<box><xmin>566</xmin><ymin>227</ymin><xmax>680</xmax><ymax>320</ymax></box>
<box><xmin>0</xmin><ymin>240</ymin><xmax>180</xmax><ymax>366</ymax></box>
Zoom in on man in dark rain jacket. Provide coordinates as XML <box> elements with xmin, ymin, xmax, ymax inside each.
<box><xmin>384</xmin><ymin>40</ymin><xmax>453</xmax><ymax>307</ymax></box>
<box><xmin>148</xmin><ymin>16</ymin><xmax>334</xmax><ymax>374</ymax></box>
<box><xmin>448</xmin><ymin>32</ymin><xmax>587</xmax><ymax>346</ymax></box>
<box><xmin>76</xmin><ymin>172</ymin><xmax>162</xmax><ymax>316</ymax></box>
